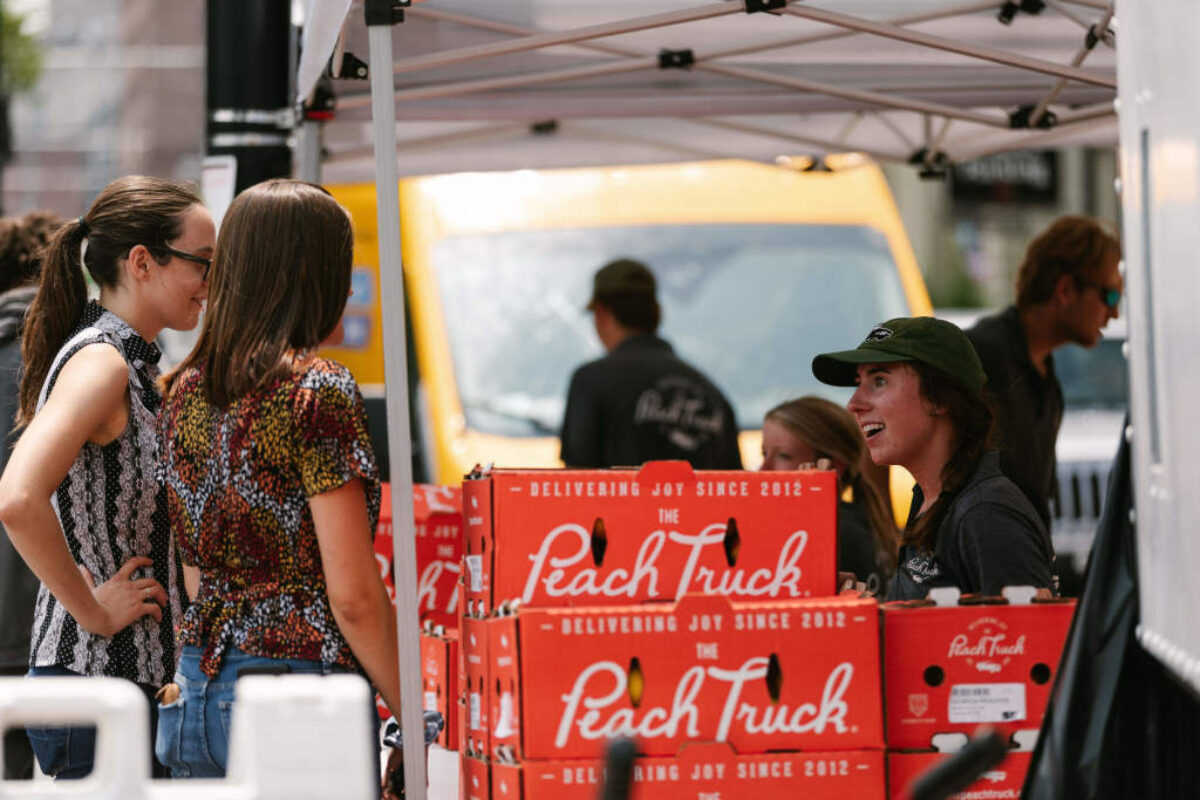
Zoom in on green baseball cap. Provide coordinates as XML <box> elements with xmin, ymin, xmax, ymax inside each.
<box><xmin>811</xmin><ymin>316</ymin><xmax>987</xmax><ymax>392</ymax></box>
<box><xmin>587</xmin><ymin>258</ymin><xmax>657</xmax><ymax>309</ymax></box>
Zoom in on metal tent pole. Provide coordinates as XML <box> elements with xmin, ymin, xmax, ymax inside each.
<box><xmin>693</xmin><ymin>117</ymin><xmax>910</xmax><ymax>164</ymax></box>
<box><xmin>705</xmin><ymin>62</ymin><xmax>1011</xmax><ymax>128</ymax></box>
<box><xmin>390</xmin><ymin>2</ymin><xmax>738</xmax><ymax>74</ymax></box>
<box><xmin>365</xmin><ymin>3</ymin><xmax>426</xmax><ymax>797</ymax></box>
<box><xmin>339</xmin><ymin>58</ymin><xmax>653</xmax><ymax>111</ymax></box>
<box><xmin>783</xmin><ymin>3</ymin><xmax>1116</xmax><ymax>88</ymax></box>
<box><xmin>1028</xmin><ymin>4</ymin><xmax>1115</xmax><ymax>127</ymax></box>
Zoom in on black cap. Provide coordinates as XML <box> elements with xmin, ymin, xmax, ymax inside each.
<box><xmin>587</xmin><ymin>258</ymin><xmax>657</xmax><ymax>309</ymax></box>
<box><xmin>811</xmin><ymin>316</ymin><xmax>986</xmax><ymax>392</ymax></box>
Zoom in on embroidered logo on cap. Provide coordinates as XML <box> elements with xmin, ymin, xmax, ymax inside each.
<box><xmin>863</xmin><ymin>326</ymin><xmax>893</xmax><ymax>343</ymax></box>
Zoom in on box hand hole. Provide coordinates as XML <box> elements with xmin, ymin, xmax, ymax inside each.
<box><xmin>724</xmin><ymin>517</ymin><xmax>741</xmax><ymax>567</ymax></box>
<box><xmin>923</xmin><ymin>665</ymin><xmax>946</xmax><ymax>687</ymax></box>
<box><xmin>766</xmin><ymin>653</ymin><xmax>783</xmax><ymax>703</ymax></box>
<box><xmin>1030</xmin><ymin>662</ymin><xmax>1052</xmax><ymax>685</ymax></box>
<box><xmin>591</xmin><ymin>518</ymin><xmax>608</xmax><ymax>567</ymax></box>
<box><xmin>627</xmin><ymin>657</ymin><xmax>644</xmax><ymax>708</ymax></box>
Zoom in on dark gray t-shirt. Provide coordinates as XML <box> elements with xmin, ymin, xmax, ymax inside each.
<box><xmin>888</xmin><ymin>451</ymin><xmax>1058</xmax><ymax>601</ymax></box>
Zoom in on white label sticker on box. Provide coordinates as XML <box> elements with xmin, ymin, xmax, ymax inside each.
<box><xmin>423</xmin><ymin>691</ymin><xmax>438</xmax><ymax>712</ymax></box>
<box><xmin>465</xmin><ymin>555</ymin><xmax>483</xmax><ymax>592</ymax></box>
<box><xmin>469</xmin><ymin>692</ymin><xmax>481</xmax><ymax>730</ymax></box>
<box><xmin>948</xmin><ymin>683</ymin><xmax>1027</xmax><ymax>724</ymax></box>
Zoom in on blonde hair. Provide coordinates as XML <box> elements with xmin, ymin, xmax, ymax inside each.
<box><xmin>764</xmin><ymin>396</ymin><xmax>898</xmax><ymax>567</ymax></box>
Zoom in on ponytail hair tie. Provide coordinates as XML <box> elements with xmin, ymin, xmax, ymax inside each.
<box><xmin>77</xmin><ymin>217</ymin><xmax>89</xmax><ymax>237</ymax></box>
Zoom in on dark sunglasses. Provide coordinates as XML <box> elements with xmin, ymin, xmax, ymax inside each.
<box><xmin>1076</xmin><ymin>278</ymin><xmax>1121</xmax><ymax>309</ymax></box>
<box><xmin>160</xmin><ymin>245</ymin><xmax>212</xmax><ymax>282</ymax></box>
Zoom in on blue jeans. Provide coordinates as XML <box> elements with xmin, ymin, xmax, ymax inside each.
<box><xmin>24</xmin><ymin>665</ymin><xmax>164</xmax><ymax>780</ymax></box>
<box><xmin>156</xmin><ymin>646</ymin><xmax>365</xmax><ymax>779</ymax></box>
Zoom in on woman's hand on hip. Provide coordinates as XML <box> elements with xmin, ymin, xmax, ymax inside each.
<box><xmin>78</xmin><ymin>555</ymin><xmax>167</xmax><ymax>635</ymax></box>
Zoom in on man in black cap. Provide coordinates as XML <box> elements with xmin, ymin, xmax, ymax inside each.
<box><xmin>560</xmin><ymin>258</ymin><xmax>742</xmax><ymax>469</ymax></box>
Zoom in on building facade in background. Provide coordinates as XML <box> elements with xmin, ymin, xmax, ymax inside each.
<box><xmin>2</xmin><ymin>0</ymin><xmax>204</xmax><ymax>217</ymax></box>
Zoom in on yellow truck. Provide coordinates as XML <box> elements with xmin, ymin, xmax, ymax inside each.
<box><xmin>324</xmin><ymin>157</ymin><xmax>931</xmax><ymax>503</ymax></box>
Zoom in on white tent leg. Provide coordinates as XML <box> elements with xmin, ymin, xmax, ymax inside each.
<box><xmin>296</xmin><ymin>119</ymin><xmax>323</xmax><ymax>182</ymax></box>
<box><xmin>367</xmin><ymin>14</ymin><xmax>427</xmax><ymax>800</ymax></box>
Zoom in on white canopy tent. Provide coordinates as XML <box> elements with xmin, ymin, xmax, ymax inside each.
<box><xmin>296</xmin><ymin>2</ymin><xmax>1118</xmax><ymax>795</ymax></box>
<box><xmin>303</xmin><ymin>0</ymin><xmax>1117</xmax><ymax>180</ymax></box>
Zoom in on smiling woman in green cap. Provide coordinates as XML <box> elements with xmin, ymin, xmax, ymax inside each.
<box><xmin>812</xmin><ymin>317</ymin><xmax>1058</xmax><ymax>601</ymax></box>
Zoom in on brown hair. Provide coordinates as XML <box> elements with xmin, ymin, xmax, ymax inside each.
<box><xmin>1015</xmin><ymin>215</ymin><xmax>1120</xmax><ymax>310</ymax></box>
<box><xmin>167</xmin><ymin>179</ymin><xmax>352</xmax><ymax>407</ymax></box>
<box><xmin>904</xmin><ymin>362</ymin><xmax>995</xmax><ymax>551</ymax></box>
<box><xmin>765</xmin><ymin>396</ymin><xmax>899</xmax><ymax>567</ymax></box>
<box><xmin>0</xmin><ymin>211</ymin><xmax>65</xmax><ymax>295</ymax></box>
<box><xmin>18</xmin><ymin>176</ymin><xmax>202</xmax><ymax>424</ymax></box>
<box><xmin>594</xmin><ymin>292</ymin><xmax>661</xmax><ymax>334</ymax></box>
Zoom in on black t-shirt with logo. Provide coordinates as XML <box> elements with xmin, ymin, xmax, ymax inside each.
<box><xmin>560</xmin><ymin>335</ymin><xmax>742</xmax><ymax>470</ymax></box>
<box><xmin>888</xmin><ymin>451</ymin><xmax>1058</xmax><ymax>600</ymax></box>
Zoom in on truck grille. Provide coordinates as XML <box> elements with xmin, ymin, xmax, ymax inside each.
<box><xmin>1050</xmin><ymin>460</ymin><xmax>1113</xmax><ymax>557</ymax></box>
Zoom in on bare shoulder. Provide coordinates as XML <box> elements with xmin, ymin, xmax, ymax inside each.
<box><xmin>50</xmin><ymin>342</ymin><xmax>129</xmax><ymax>407</ymax></box>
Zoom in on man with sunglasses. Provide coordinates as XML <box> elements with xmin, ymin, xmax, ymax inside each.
<box><xmin>966</xmin><ymin>215</ymin><xmax>1122</xmax><ymax>528</ymax></box>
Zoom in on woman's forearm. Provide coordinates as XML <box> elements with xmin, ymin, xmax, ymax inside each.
<box><xmin>1</xmin><ymin>498</ymin><xmax>107</xmax><ymax>632</ymax></box>
<box><xmin>330</xmin><ymin>580</ymin><xmax>401</xmax><ymax>717</ymax></box>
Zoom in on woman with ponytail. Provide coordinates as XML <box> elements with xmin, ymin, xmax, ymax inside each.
<box><xmin>760</xmin><ymin>395</ymin><xmax>898</xmax><ymax>591</ymax></box>
<box><xmin>812</xmin><ymin>317</ymin><xmax>1058</xmax><ymax>601</ymax></box>
<box><xmin>0</xmin><ymin>176</ymin><xmax>213</xmax><ymax>779</ymax></box>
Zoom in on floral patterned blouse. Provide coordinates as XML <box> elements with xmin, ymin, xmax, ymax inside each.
<box><xmin>159</xmin><ymin>358</ymin><xmax>380</xmax><ymax>679</ymax></box>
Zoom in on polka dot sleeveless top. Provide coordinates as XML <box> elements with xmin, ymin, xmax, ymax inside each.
<box><xmin>29</xmin><ymin>302</ymin><xmax>181</xmax><ymax>686</ymax></box>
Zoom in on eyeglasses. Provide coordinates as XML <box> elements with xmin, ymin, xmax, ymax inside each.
<box><xmin>160</xmin><ymin>245</ymin><xmax>212</xmax><ymax>282</ymax></box>
<box><xmin>1076</xmin><ymin>278</ymin><xmax>1121</xmax><ymax>309</ymax></box>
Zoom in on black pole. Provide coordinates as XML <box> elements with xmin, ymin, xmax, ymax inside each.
<box><xmin>206</xmin><ymin>0</ymin><xmax>293</xmax><ymax>193</ymax></box>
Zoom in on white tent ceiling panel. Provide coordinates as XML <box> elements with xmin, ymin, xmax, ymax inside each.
<box><xmin>313</xmin><ymin>0</ymin><xmax>1115</xmax><ymax>178</ymax></box>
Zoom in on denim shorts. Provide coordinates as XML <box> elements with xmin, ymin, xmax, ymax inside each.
<box><xmin>155</xmin><ymin>645</ymin><xmax>360</xmax><ymax>779</ymax></box>
<box><xmin>24</xmin><ymin>665</ymin><xmax>163</xmax><ymax>780</ymax></box>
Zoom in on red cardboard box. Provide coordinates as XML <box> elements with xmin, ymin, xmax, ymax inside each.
<box><xmin>376</xmin><ymin>483</ymin><xmax>463</xmax><ymax>628</ymax></box>
<box><xmin>421</xmin><ymin>628</ymin><xmax>460</xmax><ymax>750</ymax></box>
<box><xmin>462</xmin><ymin>615</ymin><xmax>491</xmax><ymax>758</ymax></box>
<box><xmin>488</xmin><ymin>593</ymin><xmax>883</xmax><ymax>760</ymax></box>
<box><xmin>883</xmin><ymin>595</ymin><xmax>1074</xmax><ymax>749</ymax></box>
<box><xmin>888</xmin><ymin>750</ymin><xmax>1031</xmax><ymax>800</ymax></box>
<box><xmin>461</xmin><ymin>754</ymin><xmax>490</xmax><ymax>800</ymax></box>
<box><xmin>492</xmin><ymin>744</ymin><xmax>885</xmax><ymax>800</ymax></box>
<box><xmin>463</xmin><ymin>462</ymin><xmax>837</xmax><ymax>614</ymax></box>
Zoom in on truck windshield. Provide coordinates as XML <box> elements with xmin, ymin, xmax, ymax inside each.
<box><xmin>434</xmin><ymin>223</ymin><xmax>909</xmax><ymax>436</ymax></box>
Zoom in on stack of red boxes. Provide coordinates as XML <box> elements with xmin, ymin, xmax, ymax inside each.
<box><xmin>459</xmin><ymin>461</ymin><xmax>889</xmax><ymax>799</ymax></box>
<box><xmin>375</xmin><ymin>482</ymin><xmax>463</xmax><ymax>749</ymax></box>
<box><xmin>884</xmin><ymin>587</ymin><xmax>1075</xmax><ymax>799</ymax></box>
